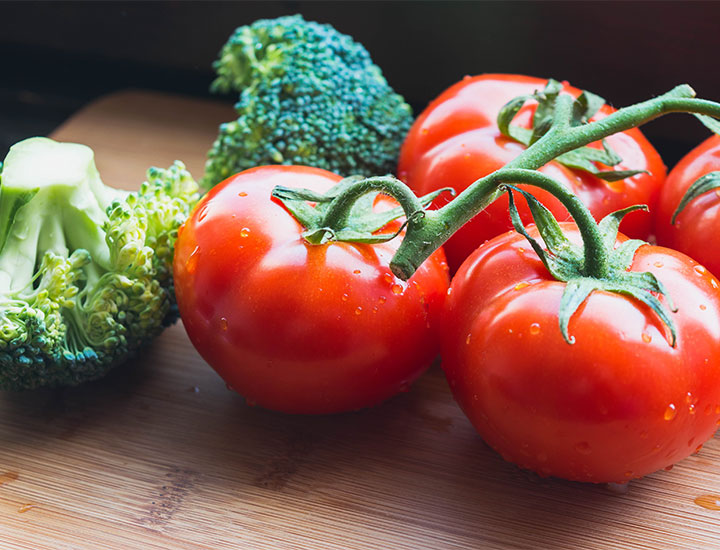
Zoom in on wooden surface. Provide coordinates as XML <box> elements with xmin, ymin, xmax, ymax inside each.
<box><xmin>1</xmin><ymin>90</ymin><xmax>719</xmax><ymax>550</ymax></box>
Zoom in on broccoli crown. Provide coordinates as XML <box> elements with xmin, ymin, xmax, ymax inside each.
<box><xmin>0</xmin><ymin>138</ymin><xmax>199</xmax><ymax>390</ymax></box>
<box><xmin>203</xmin><ymin>15</ymin><xmax>413</xmax><ymax>187</ymax></box>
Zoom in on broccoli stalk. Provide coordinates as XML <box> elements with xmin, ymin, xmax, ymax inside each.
<box><xmin>203</xmin><ymin>15</ymin><xmax>413</xmax><ymax>188</ymax></box>
<box><xmin>0</xmin><ymin>137</ymin><xmax>199</xmax><ymax>390</ymax></box>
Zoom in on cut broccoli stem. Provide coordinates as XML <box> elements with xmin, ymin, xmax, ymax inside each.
<box><xmin>0</xmin><ymin>138</ymin><xmax>129</xmax><ymax>293</ymax></box>
<box><xmin>0</xmin><ymin>137</ymin><xmax>199</xmax><ymax>390</ymax></box>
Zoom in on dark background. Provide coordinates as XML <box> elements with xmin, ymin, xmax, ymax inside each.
<box><xmin>2</xmin><ymin>0</ymin><xmax>719</xmax><ymax>166</ymax></box>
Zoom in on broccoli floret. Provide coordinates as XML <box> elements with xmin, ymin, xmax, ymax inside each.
<box><xmin>203</xmin><ymin>15</ymin><xmax>413</xmax><ymax>187</ymax></box>
<box><xmin>0</xmin><ymin>137</ymin><xmax>199</xmax><ymax>390</ymax></box>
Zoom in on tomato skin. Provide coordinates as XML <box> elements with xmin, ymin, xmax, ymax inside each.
<box><xmin>398</xmin><ymin>74</ymin><xmax>666</xmax><ymax>272</ymax></box>
<box><xmin>655</xmin><ymin>135</ymin><xmax>720</xmax><ymax>277</ymax></box>
<box><xmin>173</xmin><ymin>166</ymin><xmax>449</xmax><ymax>414</ymax></box>
<box><xmin>441</xmin><ymin>224</ymin><xmax>720</xmax><ymax>483</ymax></box>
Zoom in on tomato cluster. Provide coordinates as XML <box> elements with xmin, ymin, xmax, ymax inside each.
<box><xmin>174</xmin><ymin>74</ymin><xmax>720</xmax><ymax>484</ymax></box>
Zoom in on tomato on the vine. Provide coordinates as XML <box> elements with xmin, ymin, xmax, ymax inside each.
<box><xmin>655</xmin><ymin>135</ymin><xmax>720</xmax><ymax>277</ymax></box>
<box><xmin>441</xmin><ymin>224</ymin><xmax>720</xmax><ymax>483</ymax></box>
<box><xmin>173</xmin><ymin>166</ymin><xmax>449</xmax><ymax>414</ymax></box>
<box><xmin>398</xmin><ymin>74</ymin><xmax>666</xmax><ymax>271</ymax></box>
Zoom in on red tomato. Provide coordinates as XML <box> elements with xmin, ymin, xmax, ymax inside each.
<box><xmin>173</xmin><ymin>165</ymin><xmax>449</xmax><ymax>414</ymax></box>
<box><xmin>441</xmin><ymin>224</ymin><xmax>720</xmax><ymax>483</ymax></box>
<box><xmin>655</xmin><ymin>135</ymin><xmax>720</xmax><ymax>277</ymax></box>
<box><xmin>398</xmin><ymin>74</ymin><xmax>666</xmax><ymax>272</ymax></box>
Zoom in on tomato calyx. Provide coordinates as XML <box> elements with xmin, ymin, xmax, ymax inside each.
<box><xmin>503</xmin><ymin>184</ymin><xmax>678</xmax><ymax>345</ymax></box>
<box><xmin>272</xmin><ymin>175</ymin><xmax>453</xmax><ymax>245</ymax></box>
<box><xmin>497</xmin><ymin>79</ymin><xmax>646</xmax><ymax>182</ymax></box>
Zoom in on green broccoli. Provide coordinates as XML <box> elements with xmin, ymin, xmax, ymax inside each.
<box><xmin>0</xmin><ymin>137</ymin><xmax>199</xmax><ymax>390</ymax></box>
<box><xmin>203</xmin><ymin>15</ymin><xmax>413</xmax><ymax>188</ymax></box>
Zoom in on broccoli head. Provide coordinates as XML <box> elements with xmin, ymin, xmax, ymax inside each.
<box><xmin>203</xmin><ymin>15</ymin><xmax>413</xmax><ymax>187</ymax></box>
<box><xmin>0</xmin><ymin>137</ymin><xmax>199</xmax><ymax>390</ymax></box>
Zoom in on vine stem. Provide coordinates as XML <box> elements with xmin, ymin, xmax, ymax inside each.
<box><xmin>320</xmin><ymin>176</ymin><xmax>425</xmax><ymax>229</ymax></box>
<box><xmin>389</xmin><ymin>84</ymin><xmax>720</xmax><ymax>279</ymax></box>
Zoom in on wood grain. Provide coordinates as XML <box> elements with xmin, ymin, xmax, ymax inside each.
<box><xmin>1</xmin><ymin>90</ymin><xmax>719</xmax><ymax>550</ymax></box>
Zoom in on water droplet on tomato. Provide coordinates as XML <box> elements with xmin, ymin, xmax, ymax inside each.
<box><xmin>711</xmin><ymin>278</ymin><xmax>719</xmax><ymax>289</ymax></box>
<box><xmin>514</xmin><ymin>281</ymin><xmax>530</xmax><ymax>291</ymax></box>
<box><xmin>353</xmin><ymin>269</ymin><xmax>361</xmax><ymax>275</ymax></box>
<box><xmin>466</xmin><ymin>334</ymin><xmax>472</xmax><ymax>345</ymax></box>
<box><xmin>354</xmin><ymin>306</ymin><xmax>363</xmax><ymax>315</ymax></box>
<box><xmin>654</xmin><ymin>261</ymin><xmax>664</xmax><ymax>268</ymax></box>
<box><xmin>641</xmin><ymin>333</ymin><xmax>652</xmax><ymax>343</ymax></box>
<box><xmin>473</xmin><ymin>394</ymin><xmax>479</xmax><ymax>401</ymax></box>
<box><xmin>372</xmin><ymin>306</ymin><xmax>378</xmax><ymax>313</ymax></box>
<box><xmin>686</xmin><ymin>392</ymin><xmax>694</xmax><ymax>404</ymax></box>
<box><xmin>695</xmin><ymin>265</ymin><xmax>707</xmax><ymax>275</ymax></box>
<box><xmin>695</xmin><ymin>495</ymin><xmax>720</xmax><ymax>510</ymax></box>
<box><xmin>341</xmin><ymin>293</ymin><xmax>349</xmax><ymax>302</ymax></box>
<box><xmin>185</xmin><ymin>246</ymin><xmax>200</xmax><ymax>274</ymax></box>
<box><xmin>378</xmin><ymin>296</ymin><xmax>387</xmax><ymax>304</ymax></box>
<box><xmin>700</xmin><ymin>304</ymin><xmax>708</xmax><ymax>311</ymax></box>
<box><xmin>624</xmin><ymin>470</ymin><xmax>634</xmax><ymax>478</ymax></box>
<box><xmin>529</xmin><ymin>323</ymin><xmax>540</xmax><ymax>335</ymax></box>
<box><xmin>240</xmin><ymin>227</ymin><xmax>250</xmax><ymax>238</ymax></box>
<box><xmin>575</xmin><ymin>441</ymin><xmax>591</xmax><ymax>454</ymax></box>
<box><xmin>383</xmin><ymin>272</ymin><xmax>394</xmax><ymax>285</ymax></box>
<box><xmin>689</xmin><ymin>404</ymin><xmax>696</xmax><ymax>415</ymax></box>
<box><xmin>517</xmin><ymin>247</ymin><xmax>526</xmax><ymax>256</ymax></box>
<box><xmin>421</xmin><ymin>128</ymin><xmax>429</xmax><ymax>135</ymax></box>
<box><xmin>197</xmin><ymin>204</ymin><xmax>208</xmax><ymax>222</ymax></box>
<box><xmin>220</xmin><ymin>318</ymin><xmax>228</xmax><ymax>331</ymax></box>
<box><xmin>238</xmin><ymin>191</ymin><xmax>247</xmax><ymax>197</ymax></box>
<box><xmin>664</xmin><ymin>404</ymin><xmax>677</xmax><ymax>421</ymax></box>
<box><xmin>391</xmin><ymin>284</ymin><xmax>404</xmax><ymax>295</ymax></box>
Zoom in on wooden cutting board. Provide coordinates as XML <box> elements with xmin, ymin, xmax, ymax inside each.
<box><xmin>1</xmin><ymin>90</ymin><xmax>719</xmax><ymax>550</ymax></box>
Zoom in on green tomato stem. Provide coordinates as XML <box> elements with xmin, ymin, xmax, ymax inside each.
<box><xmin>319</xmin><ymin>175</ymin><xmax>426</xmax><ymax>230</ymax></box>
<box><xmin>389</xmin><ymin>168</ymin><xmax>610</xmax><ymax>279</ymax></box>
<box><xmin>389</xmin><ymin>85</ymin><xmax>720</xmax><ymax>279</ymax></box>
